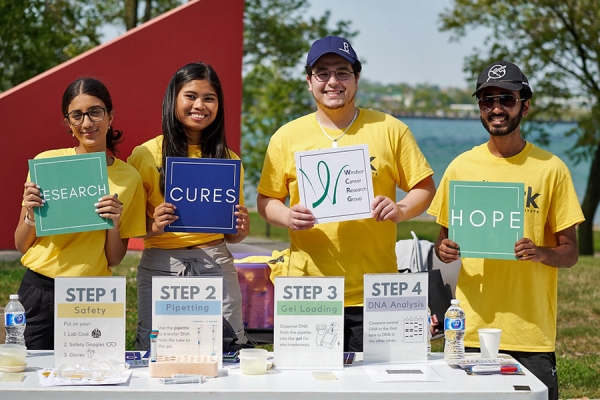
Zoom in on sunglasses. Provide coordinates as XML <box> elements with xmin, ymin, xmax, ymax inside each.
<box><xmin>477</xmin><ymin>95</ymin><xmax>525</xmax><ymax>113</ymax></box>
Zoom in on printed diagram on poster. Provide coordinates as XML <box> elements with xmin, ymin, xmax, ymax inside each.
<box><xmin>363</xmin><ymin>273</ymin><xmax>428</xmax><ymax>364</ymax></box>
<box><xmin>152</xmin><ymin>276</ymin><xmax>223</xmax><ymax>367</ymax></box>
<box><xmin>449</xmin><ymin>181</ymin><xmax>524</xmax><ymax>259</ymax></box>
<box><xmin>295</xmin><ymin>144</ymin><xmax>374</xmax><ymax>224</ymax></box>
<box><xmin>28</xmin><ymin>152</ymin><xmax>112</xmax><ymax>237</ymax></box>
<box><xmin>54</xmin><ymin>277</ymin><xmax>126</xmax><ymax>368</ymax></box>
<box><xmin>274</xmin><ymin>277</ymin><xmax>344</xmax><ymax>370</ymax></box>
<box><xmin>164</xmin><ymin>157</ymin><xmax>241</xmax><ymax>233</ymax></box>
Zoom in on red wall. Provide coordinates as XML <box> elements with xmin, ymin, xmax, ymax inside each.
<box><xmin>0</xmin><ymin>0</ymin><xmax>244</xmax><ymax>250</ymax></box>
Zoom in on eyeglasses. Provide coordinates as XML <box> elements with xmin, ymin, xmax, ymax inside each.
<box><xmin>477</xmin><ymin>95</ymin><xmax>525</xmax><ymax>113</ymax></box>
<box><xmin>311</xmin><ymin>70</ymin><xmax>354</xmax><ymax>82</ymax></box>
<box><xmin>65</xmin><ymin>107</ymin><xmax>107</xmax><ymax>126</ymax></box>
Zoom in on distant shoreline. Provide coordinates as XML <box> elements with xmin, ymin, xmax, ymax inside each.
<box><xmin>393</xmin><ymin>113</ymin><xmax>578</xmax><ymax>124</ymax></box>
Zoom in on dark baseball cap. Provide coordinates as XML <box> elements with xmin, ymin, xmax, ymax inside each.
<box><xmin>306</xmin><ymin>36</ymin><xmax>359</xmax><ymax>67</ymax></box>
<box><xmin>472</xmin><ymin>61</ymin><xmax>533</xmax><ymax>98</ymax></box>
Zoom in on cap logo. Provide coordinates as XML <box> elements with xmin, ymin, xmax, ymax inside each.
<box><xmin>487</xmin><ymin>65</ymin><xmax>507</xmax><ymax>82</ymax></box>
<box><xmin>339</xmin><ymin>42</ymin><xmax>351</xmax><ymax>55</ymax></box>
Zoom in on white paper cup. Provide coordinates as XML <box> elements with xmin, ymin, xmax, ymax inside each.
<box><xmin>478</xmin><ymin>328</ymin><xmax>502</xmax><ymax>359</ymax></box>
<box><xmin>239</xmin><ymin>348</ymin><xmax>268</xmax><ymax>375</ymax></box>
<box><xmin>0</xmin><ymin>343</ymin><xmax>27</xmax><ymax>367</ymax></box>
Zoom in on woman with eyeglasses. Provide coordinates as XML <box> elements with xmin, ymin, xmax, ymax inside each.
<box><xmin>127</xmin><ymin>62</ymin><xmax>249</xmax><ymax>351</ymax></box>
<box><xmin>13</xmin><ymin>77</ymin><xmax>147</xmax><ymax>350</ymax></box>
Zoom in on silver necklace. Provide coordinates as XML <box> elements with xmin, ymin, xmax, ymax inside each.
<box><xmin>315</xmin><ymin>108</ymin><xmax>358</xmax><ymax>148</ymax></box>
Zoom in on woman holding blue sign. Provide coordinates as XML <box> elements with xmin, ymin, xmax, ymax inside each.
<box><xmin>128</xmin><ymin>62</ymin><xmax>250</xmax><ymax>351</ymax></box>
<box><xmin>13</xmin><ymin>77</ymin><xmax>147</xmax><ymax>350</ymax></box>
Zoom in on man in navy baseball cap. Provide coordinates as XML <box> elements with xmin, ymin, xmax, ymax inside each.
<box><xmin>257</xmin><ymin>35</ymin><xmax>435</xmax><ymax>353</ymax></box>
<box><xmin>306</xmin><ymin>35</ymin><xmax>359</xmax><ymax>67</ymax></box>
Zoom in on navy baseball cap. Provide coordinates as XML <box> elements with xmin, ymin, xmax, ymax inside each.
<box><xmin>306</xmin><ymin>36</ymin><xmax>359</xmax><ymax>67</ymax></box>
<box><xmin>472</xmin><ymin>61</ymin><xmax>533</xmax><ymax>98</ymax></box>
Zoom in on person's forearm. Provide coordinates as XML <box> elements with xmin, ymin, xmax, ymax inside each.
<box><xmin>257</xmin><ymin>194</ymin><xmax>290</xmax><ymax>229</ymax></box>
<box><xmin>394</xmin><ymin>176</ymin><xmax>436</xmax><ymax>223</ymax></box>
<box><xmin>539</xmin><ymin>244</ymin><xmax>578</xmax><ymax>268</ymax></box>
<box><xmin>515</xmin><ymin>226</ymin><xmax>579</xmax><ymax>268</ymax></box>
<box><xmin>224</xmin><ymin>233</ymin><xmax>245</xmax><ymax>244</ymax></box>
<box><xmin>144</xmin><ymin>216</ymin><xmax>162</xmax><ymax>238</ymax></box>
<box><xmin>14</xmin><ymin>209</ymin><xmax>37</xmax><ymax>254</ymax></box>
<box><xmin>105</xmin><ymin>228</ymin><xmax>127</xmax><ymax>267</ymax></box>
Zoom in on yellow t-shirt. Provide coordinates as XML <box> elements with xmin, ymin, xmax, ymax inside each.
<box><xmin>127</xmin><ymin>135</ymin><xmax>245</xmax><ymax>249</ymax></box>
<box><xmin>21</xmin><ymin>148</ymin><xmax>147</xmax><ymax>278</ymax></box>
<box><xmin>258</xmin><ymin>108</ymin><xmax>433</xmax><ymax>306</ymax></box>
<box><xmin>427</xmin><ymin>142</ymin><xmax>585</xmax><ymax>352</ymax></box>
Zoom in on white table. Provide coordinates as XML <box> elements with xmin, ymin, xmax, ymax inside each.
<box><xmin>0</xmin><ymin>352</ymin><xmax>547</xmax><ymax>399</ymax></box>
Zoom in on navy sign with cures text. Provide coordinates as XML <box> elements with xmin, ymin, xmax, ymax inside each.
<box><xmin>164</xmin><ymin>157</ymin><xmax>241</xmax><ymax>233</ymax></box>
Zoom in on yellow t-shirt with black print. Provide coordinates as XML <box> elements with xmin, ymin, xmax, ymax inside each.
<box><xmin>428</xmin><ymin>142</ymin><xmax>584</xmax><ymax>352</ymax></box>
<box><xmin>258</xmin><ymin>108</ymin><xmax>433</xmax><ymax>306</ymax></box>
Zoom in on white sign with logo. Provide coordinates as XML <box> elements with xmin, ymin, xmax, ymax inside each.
<box><xmin>363</xmin><ymin>273</ymin><xmax>428</xmax><ymax>364</ymax></box>
<box><xmin>54</xmin><ymin>277</ymin><xmax>126</xmax><ymax>367</ymax></box>
<box><xmin>295</xmin><ymin>144</ymin><xmax>374</xmax><ymax>224</ymax></box>
<box><xmin>274</xmin><ymin>276</ymin><xmax>344</xmax><ymax>369</ymax></box>
<box><xmin>152</xmin><ymin>277</ymin><xmax>223</xmax><ymax>367</ymax></box>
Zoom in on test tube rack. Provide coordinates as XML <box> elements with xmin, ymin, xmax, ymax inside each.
<box><xmin>148</xmin><ymin>355</ymin><xmax>219</xmax><ymax>378</ymax></box>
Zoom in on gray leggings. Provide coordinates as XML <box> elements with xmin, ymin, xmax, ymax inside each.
<box><xmin>135</xmin><ymin>243</ymin><xmax>245</xmax><ymax>351</ymax></box>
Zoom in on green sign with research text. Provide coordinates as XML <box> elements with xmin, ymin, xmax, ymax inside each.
<box><xmin>28</xmin><ymin>152</ymin><xmax>112</xmax><ymax>236</ymax></box>
<box><xmin>449</xmin><ymin>181</ymin><xmax>524</xmax><ymax>260</ymax></box>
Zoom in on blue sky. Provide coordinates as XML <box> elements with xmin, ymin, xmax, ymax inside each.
<box><xmin>101</xmin><ymin>0</ymin><xmax>483</xmax><ymax>89</ymax></box>
<box><xmin>306</xmin><ymin>0</ymin><xmax>485</xmax><ymax>89</ymax></box>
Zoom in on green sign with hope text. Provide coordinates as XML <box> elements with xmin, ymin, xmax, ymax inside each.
<box><xmin>28</xmin><ymin>152</ymin><xmax>112</xmax><ymax>236</ymax></box>
<box><xmin>449</xmin><ymin>181</ymin><xmax>524</xmax><ymax>260</ymax></box>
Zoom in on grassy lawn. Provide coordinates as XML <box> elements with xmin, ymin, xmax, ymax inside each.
<box><xmin>1</xmin><ymin>218</ymin><xmax>599</xmax><ymax>398</ymax></box>
<box><xmin>247</xmin><ymin>211</ymin><xmax>442</xmax><ymax>243</ymax></box>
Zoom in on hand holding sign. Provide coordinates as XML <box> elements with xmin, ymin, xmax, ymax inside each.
<box><xmin>95</xmin><ymin>194</ymin><xmax>122</xmax><ymax>227</ymax></box>
<box><xmin>289</xmin><ymin>204</ymin><xmax>316</xmax><ymax>231</ymax></box>
<box><xmin>22</xmin><ymin>182</ymin><xmax>44</xmax><ymax>223</ymax></box>
<box><xmin>229</xmin><ymin>205</ymin><xmax>250</xmax><ymax>239</ymax></box>
<box><xmin>437</xmin><ymin>237</ymin><xmax>461</xmax><ymax>264</ymax></box>
<box><xmin>371</xmin><ymin>195</ymin><xmax>400</xmax><ymax>222</ymax></box>
<box><xmin>152</xmin><ymin>202</ymin><xmax>179</xmax><ymax>234</ymax></box>
<box><xmin>514</xmin><ymin>237</ymin><xmax>542</xmax><ymax>262</ymax></box>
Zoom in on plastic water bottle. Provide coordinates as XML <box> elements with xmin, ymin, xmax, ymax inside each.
<box><xmin>5</xmin><ymin>294</ymin><xmax>26</xmax><ymax>347</ymax></box>
<box><xmin>444</xmin><ymin>299</ymin><xmax>465</xmax><ymax>363</ymax></box>
<box><xmin>427</xmin><ymin>306</ymin><xmax>432</xmax><ymax>357</ymax></box>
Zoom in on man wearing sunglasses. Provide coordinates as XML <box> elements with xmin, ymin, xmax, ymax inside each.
<box><xmin>428</xmin><ymin>61</ymin><xmax>584</xmax><ymax>400</ymax></box>
<box><xmin>257</xmin><ymin>36</ymin><xmax>436</xmax><ymax>352</ymax></box>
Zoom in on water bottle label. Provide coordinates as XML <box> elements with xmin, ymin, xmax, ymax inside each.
<box><xmin>444</xmin><ymin>317</ymin><xmax>464</xmax><ymax>331</ymax></box>
<box><xmin>5</xmin><ymin>312</ymin><xmax>26</xmax><ymax>327</ymax></box>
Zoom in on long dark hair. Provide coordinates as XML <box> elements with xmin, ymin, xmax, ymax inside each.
<box><xmin>61</xmin><ymin>78</ymin><xmax>123</xmax><ymax>156</ymax></box>
<box><xmin>160</xmin><ymin>62</ymin><xmax>230</xmax><ymax>193</ymax></box>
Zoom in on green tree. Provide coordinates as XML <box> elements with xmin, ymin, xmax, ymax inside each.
<box><xmin>96</xmin><ymin>0</ymin><xmax>183</xmax><ymax>31</ymax></box>
<box><xmin>440</xmin><ymin>0</ymin><xmax>600</xmax><ymax>255</ymax></box>
<box><xmin>0</xmin><ymin>0</ymin><xmax>183</xmax><ymax>92</ymax></box>
<box><xmin>242</xmin><ymin>0</ymin><xmax>357</xmax><ymax>217</ymax></box>
<box><xmin>0</xmin><ymin>0</ymin><xmax>102</xmax><ymax>91</ymax></box>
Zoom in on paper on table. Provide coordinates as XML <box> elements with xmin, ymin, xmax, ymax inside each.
<box><xmin>37</xmin><ymin>368</ymin><xmax>133</xmax><ymax>386</ymax></box>
<box><xmin>362</xmin><ymin>363</ymin><xmax>444</xmax><ymax>383</ymax></box>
